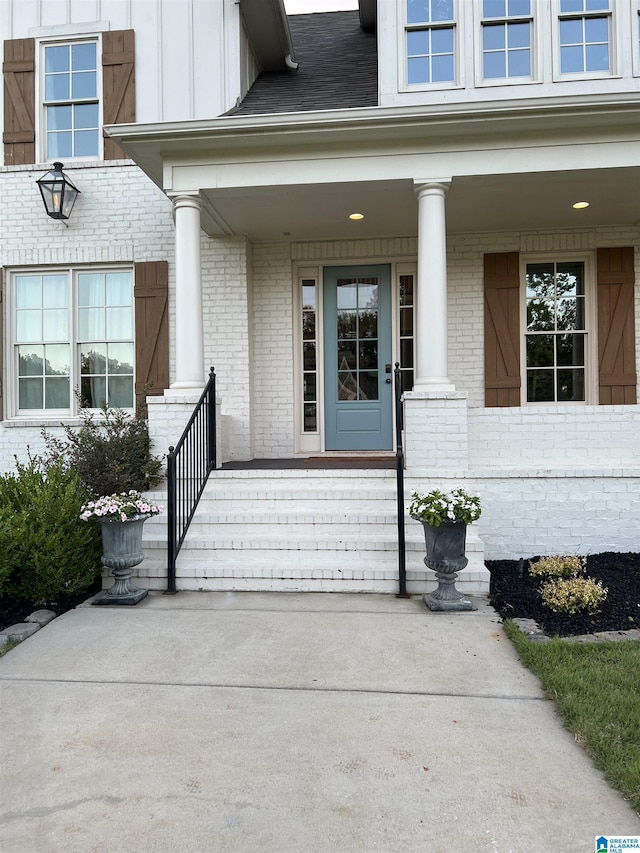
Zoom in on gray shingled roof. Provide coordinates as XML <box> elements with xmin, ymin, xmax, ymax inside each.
<box><xmin>226</xmin><ymin>11</ymin><xmax>378</xmax><ymax>116</ymax></box>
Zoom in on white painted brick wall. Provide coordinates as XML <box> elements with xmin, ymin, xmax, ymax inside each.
<box><xmin>0</xmin><ymin>162</ymin><xmax>175</xmax><ymax>472</ymax></box>
<box><xmin>201</xmin><ymin>236</ymin><xmax>253</xmax><ymax>460</ymax></box>
<box><xmin>403</xmin><ymin>392</ymin><xmax>469</xmax><ymax>471</ymax></box>
<box><xmin>468</xmin><ymin>406</ymin><xmax>639</xmax><ymax>468</ymax></box>
<box><xmin>250</xmin><ymin>242</ymin><xmax>295</xmax><ymax>458</ymax></box>
<box><xmin>472</xmin><ymin>474</ymin><xmax>640</xmax><ymax>559</ymax></box>
<box><xmin>405</xmin><ymin>473</ymin><xmax>640</xmax><ymax>560</ymax></box>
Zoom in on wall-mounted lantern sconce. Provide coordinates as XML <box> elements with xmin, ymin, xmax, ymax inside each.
<box><xmin>36</xmin><ymin>162</ymin><xmax>81</xmax><ymax>222</ymax></box>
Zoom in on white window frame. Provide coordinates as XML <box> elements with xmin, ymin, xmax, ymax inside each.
<box><xmin>36</xmin><ymin>34</ymin><xmax>103</xmax><ymax>164</ymax></box>
<box><xmin>552</xmin><ymin>0</ymin><xmax>616</xmax><ymax>81</ymax></box>
<box><xmin>632</xmin><ymin>0</ymin><xmax>640</xmax><ymax>77</ymax></box>
<box><xmin>520</xmin><ymin>252</ymin><xmax>598</xmax><ymax>406</ymax></box>
<box><xmin>400</xmin><ymin>0</ymin><xmax>464</xmax><ymax>91</ymax></box>
<box><xmin>475</xmin><ymin>0</ymin><xmax>538</xmax><ymax>87</ymax></box>
<box><xmin>294</xmin><ymin>267</ymin><xmax>324</xmax><ymax>454</ymax></box>
<box><xmin>7</xmin><ymin>265</ymin><xmax>135</xmax><ymax>420</ymax></box>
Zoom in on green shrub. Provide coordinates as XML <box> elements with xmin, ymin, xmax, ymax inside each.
<box><xmin>540</xmin><ymin>576</ymin><xmax>608</xmax><ymax>615</ymax></box>
<box><xmin>529</xmin><ymin>555</ymin><xmax>585</xmax><ymax>578</ymax></box>
<box><xmin>0</xmin><ymin>511</ymin><xmax>14</xmax><ymax>600</ymax></box>
<box><xmin>42</xmin><ymin>403</ymin><xmax>164</xmax><ymax>497</ymax></box>
<box><xmin>0</xmin><ymin>457</ymin><xmax>102</xmax><ymax>604</ymax></box>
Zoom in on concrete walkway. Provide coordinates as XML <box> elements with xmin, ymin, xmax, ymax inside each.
<box><xmin>1</xmin><ymin>592</ymin><xmax>638</xmax><ymax>853</ymax></box>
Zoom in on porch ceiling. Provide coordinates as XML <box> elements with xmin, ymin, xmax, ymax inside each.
<box><xmin>197</xmin><ymin>167</ymin><xmax>640</xmax><ymax>241</ymax></box>
<box><xmin>107</xmin><ymin>96</ymin><xmax>640</xmax><ymax>242</ymax></box>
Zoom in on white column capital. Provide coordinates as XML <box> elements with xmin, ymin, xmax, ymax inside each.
<box><xmin>169</xmin><ymin>192</ymin><xmax>202</xmax><ymax>213</ymax></box>
<box><xmin>413</xmin><ymin>178</ymin><xmax>452</xmax><ymax>199</ymax></box>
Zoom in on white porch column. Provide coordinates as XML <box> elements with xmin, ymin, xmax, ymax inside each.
<box><xmin>413</xmin><ymin>179</ymin><xmax>454</xmax><ymax>391</ymax></box>
<box><xmin>170</xmin><ymin>193</ymin><xmax>205</xmax><ymax>390</ymax></box>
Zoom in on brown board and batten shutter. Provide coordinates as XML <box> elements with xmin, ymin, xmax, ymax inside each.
<box><xmin>484</xmin><ymin>252</ymin><xmax>521</xmax><ymax>407</ymax></box>
<box><xmin>0</xmin><ymin>271</ymin><xmax>4</xmax><ymax>421</ymax></box>
<box><xmin>102</xmin><ymin>30</ymin><xmax>135</xmax><ymax>161</ymax></box>
<box><xmin>597</xmin><ymin>247</ymin><xmax>637</xmax><ymax>405</ymax></box>
<box><xmin>3</xmin><ymin>38</ymin><xmax>35</xmax><ymax>166</ymax></box>
<box><xmin>134</xmin><ymin>261</ymin><xmax>169</xmax><ymax>403</ymax></box>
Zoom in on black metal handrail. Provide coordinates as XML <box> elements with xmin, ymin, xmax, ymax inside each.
<box><xmin>394</xmin><ymin>363</ymin><xmax>409</xmax><ymax>598</ymax></box>
<box><xmin>166</xmin><ymin>366</ymin><xmax>217</xmax><ymax>593</ymax></box>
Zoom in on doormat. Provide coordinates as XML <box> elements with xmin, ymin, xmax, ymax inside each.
<box><xmin>221</xmin><ymin>457</ymin><xmax>396</xmax><ymax>470</ymax></box>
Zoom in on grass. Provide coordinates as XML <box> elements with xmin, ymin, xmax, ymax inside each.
<box><xmin>504</xmin><ymin>621</ymin><xmax>640</xmax><ymax>814</ymax></box>
<box><xmin>0</xmin><ymin>639</ymin><xmax>20</xmax><ymax>658</ymax></box>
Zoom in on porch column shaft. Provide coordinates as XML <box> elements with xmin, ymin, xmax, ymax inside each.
<box><xmin>414</xmin><ymin>179</ymin><xmax>454</xmax><ymax>391</ymax></box>
<box><xmin>172</xmin><ymin>194</ymin><xmax>205</xmax><ymax>389</ymax></box>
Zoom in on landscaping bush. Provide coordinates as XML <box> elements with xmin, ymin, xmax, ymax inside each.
<box><xmin>0</xmin><ymin>457</ymin><xmax>102</xmax><ymax>604</ymax></box>
<box><xmin>42</xmin><ymin>403</ymin><xmax>164</xmax><ymax>497</ymax></box>
<box><xmin>529</xmin><ymin>555</ymin><xmax>585</xmax><ymax>578</ymax></box>
<box><xmin>540</xmin><ymin>576</ymin><xmax>608</xmax><ymax>615</ymax></box>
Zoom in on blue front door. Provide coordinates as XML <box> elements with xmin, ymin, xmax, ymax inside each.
<box><xmin>323</xmin><ymin>265</ymin><xmax>393</xmax><ymax>451</ymax></box>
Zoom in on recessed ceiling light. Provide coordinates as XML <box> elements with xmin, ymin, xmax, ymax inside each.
<box><xmin>349</xmin><ymin>212</ymin><xmax>364</xmax><ymax>220</ymax></box>
<box><xmin>573</xmin><ymin>201</ymin><xmax>589</xmax><ymax>209</ymax></box>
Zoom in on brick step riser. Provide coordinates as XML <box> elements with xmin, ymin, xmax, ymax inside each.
<box><xmin>142</xmin><ymin>537</ymin><xmax>484</xmax><ymax>555</ymax></box>
<box><xmin>138</xmin><ymin>551</ymin><xmax>487</xmax><ymax>573</ymax></box>
<box><xmin>130</xmin><ymin>472</ymin><xmax>488</xmax><ymax>594</ymax></box>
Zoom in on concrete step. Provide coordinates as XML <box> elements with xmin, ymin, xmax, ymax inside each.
<box><xmin>132</xmin><ymin>469</ymin><xmax>489</xmax><ymax>595</ymax></box>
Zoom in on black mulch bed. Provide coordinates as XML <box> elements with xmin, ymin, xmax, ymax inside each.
<box><xmin>0</xmin><ymin>578</ymin><xmax>102</xmax><ymax>634</ymax></box>
<box><xmin>488</xmin><ymin>552</ymin><xmax>640</xmax><ymax>638</ymax></box>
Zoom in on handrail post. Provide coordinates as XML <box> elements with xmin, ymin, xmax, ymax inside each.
<box><xmin>208</xmin><ymin>365</ymin><xmax>216</xmax><ymax>471</ymax></box>
<box><xmin>394</xmin><ymin>363</ymin><xmax>409</xmax><ymax>598</ymax></box>
<box><xmin>166</xmin><ymin>445</ymin><xmax>177</xmax><ymax>594</ymax></box>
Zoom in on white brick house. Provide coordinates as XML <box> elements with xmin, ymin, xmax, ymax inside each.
<box><xmin>1</xmin><ymin>1</ymin><xmax>639</xmax><ymax>593</ymax></box>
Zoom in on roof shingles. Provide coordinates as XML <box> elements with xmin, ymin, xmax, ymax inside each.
<box><xmin>227</xmin><ymin>11</ymin><xmax>378</xmax><ymax>116</ymax></box>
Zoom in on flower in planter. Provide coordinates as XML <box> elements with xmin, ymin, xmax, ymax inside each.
<box><xmin>80</xmin><ymin>490</ymin><xmax>163</xmax><ymax>523</ymax></box>
<box><xmin>409</xmin><ymin>488</ymin><xmax>481</xmax><ymax>527</ymax></box>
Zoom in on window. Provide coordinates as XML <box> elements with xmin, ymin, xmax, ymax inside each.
<box><xmin>12</xmin><ymin>268</ymin><xmax>134</xmax><ymax>415</ymax></box>
<box><xmin>399</xmin><ymin>274</ymin><xmax>415</xmax><ymax>392</ymax></box>
<box><xmin>301</xmin><ymin>280</ymin><xmax>318</xmax><ymax>432</ymax></box>
<box><xmin>557</xmin><ymin>0</ymin><xmax>611</xmax><ymax>75</ymax></box>
<box><xmin>524</xmin><ymin>260</ymin><xmax>588</xmax><ymax>403</ymax></box>
<box><xmin>405</xmin><ymin>0</ymin><xmax>456</xmax><ymax>85</ymax></box>
<box><xmin>43</xmin><ymin>40</ymin><xmax>100</xmax><ymax>160</ymax></box>
<box><xmin>481</xmin><ymin>0</ymin><xmax>533</xmax><ymax>80</ymax></box>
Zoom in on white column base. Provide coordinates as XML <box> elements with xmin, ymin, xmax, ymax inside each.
<box><xmin>412</xmin><ymin>378</ymin><xmax>457</xmax><ymax>393</ymax></box>
<box><xmin>166</xmin><ymin>382</ymin><xmax>206</xmax><ymax>395</ymax></box>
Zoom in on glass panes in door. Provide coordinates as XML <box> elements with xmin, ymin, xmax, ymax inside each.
<box><xmin>336</xmin><ymin>277</ymin><xmax>379</xmax><ymax>402</ymax></box>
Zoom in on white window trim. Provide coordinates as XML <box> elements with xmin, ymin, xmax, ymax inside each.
<box><xmin>7</xmin><ymin>264</ymin><xmax>134</xmax><ymax>420</ymax></box>
<box><xmin>632</xmin><ymin>0</ymin><xmax>640</xmax><ymax>77</ymax></box>
<box><xmin>474</xmin><ymin>0</ymin><xmax>540</xmax><ymax>88</ymax></box>
<box><xmin>398</xmin><ymin>0</ymin><xmax>464</xmax><ymax>92</ymax></box>
<box><xmin>551</xmin><ymin>0</ymin><xmax>618</xmax><ymax>82</ymax></box>
<box><xmin>519</xmin><ymin>252</ymin><xmax>598</xmax><ymax>406</ymax></box>
<box><xmin>36</xmin><ymin>33</ymin><xmax>104</xmax><ymax>164</ymax></box>
<box><xmin>293</xmin><ymin>266</ymin><xmax>323</xmax><ymax>454</ymax></box>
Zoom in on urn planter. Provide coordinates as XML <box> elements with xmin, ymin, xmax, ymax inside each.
<box><xmin>417</xmin><ymin>519</ymin><xmax>476</xmax><ymax>612</ymax></box>
<box><xmin>409</xmin><ymin>488</ymin><xmax>481</xmax><ymax>613</ymax></box>
<box><xmin>93</xmin><ymin>515</ymin><xmax>149</xmax><ymax>606</ymax></box>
